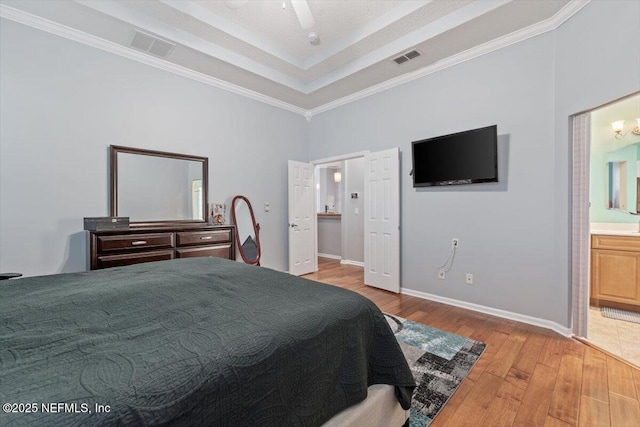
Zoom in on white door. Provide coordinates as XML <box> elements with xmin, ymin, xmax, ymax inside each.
<box><xmin>364</xmin><ymin>148</ymin><xmax>400</xmax><ymax>293</ymax></box>
<box><xmin>288</xmin><ymin>160</ymin><xmax>317</xmax><ymax>276</ymax></box>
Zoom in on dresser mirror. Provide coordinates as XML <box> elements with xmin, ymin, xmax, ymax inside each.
<box><xmin>110</xmin><ymin>145</ymin><xmax>208</xmax><ymax>225</ymax></box>
<box><xmin>231</xmin><ymin>195</ymin><xmax>261</xmax><ymax>265</ymax></box>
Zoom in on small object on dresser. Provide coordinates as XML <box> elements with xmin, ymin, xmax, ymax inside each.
<box><xmin>83</xmin><ymin>217</ymin><xmax>130</xmax><ymax>231</ymax></box>
<box><xmin>210</xmin><ymin>203</ymin><xmax>227</xmax><ymax>225</ymax></box>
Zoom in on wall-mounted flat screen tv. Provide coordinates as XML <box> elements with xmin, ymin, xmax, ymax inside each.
<box><xmin>411</xmin><ymin>125</ymin><xmax>498</xmax><ymax>187</ymax></box>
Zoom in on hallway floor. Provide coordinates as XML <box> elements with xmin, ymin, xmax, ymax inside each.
<box><xmin>588</xmin><ymin>306</ymin><xmax>640</xmax><ymax>367</ymax></box>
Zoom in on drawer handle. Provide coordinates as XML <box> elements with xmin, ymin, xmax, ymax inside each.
<box><xmin>200</xmin><ymin>236</ymin><xmax>213</xmax><ymax>240</ymax></box>
<box><xmin>131</xmin><ymin>240</ymin><xmax>147</xmax><ymax>246</ymax></box>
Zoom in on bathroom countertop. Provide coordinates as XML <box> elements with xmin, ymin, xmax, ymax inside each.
<box><xmin>591</xmin><ymin>230</ymin><xmax>640</xmax><ymax>237</ymax></box>
<box><xmin>590</xmin><ymin>222</ymin><xmax>639</xmax><ymax>237</ymax></box>
<box><xmin>318</xmin><ymin>213</ymin><xmax>341</xmax><ymax>219</ymax></box>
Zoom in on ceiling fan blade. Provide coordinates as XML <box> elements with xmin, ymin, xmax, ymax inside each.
<box><xmin>291</xmin><ymin>0</ymin><xmax>315</xmax><ymax>30</ymax></box>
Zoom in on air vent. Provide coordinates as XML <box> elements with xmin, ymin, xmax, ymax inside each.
<box><xmin>131</xmin><ymin>30</ymin><xmax>175</xmax><ymax>58</ymax></box>
<box><xmin>393</xmin><ymin>56</ymin><xmax>409</xmax><ymax>65</ymax></box>
<box><xmin>405</xmin><ymin>50</ymin><xmax>420</xmax><ymax>60</ymax></box>
<box><xmin>392</xmin><ymin>49</ymin><xmax>421</xmax><ymax>65</ymax></box>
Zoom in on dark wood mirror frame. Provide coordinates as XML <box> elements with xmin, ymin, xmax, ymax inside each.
<box><xmin>231</xmin><ymin>195</ymin><xmax>261</xmax><ymax>265</ymax></box>
<box><xmin>110</xmin><ymin>145</ymin><xmax>209</xmax><ymax>227</ymax></box>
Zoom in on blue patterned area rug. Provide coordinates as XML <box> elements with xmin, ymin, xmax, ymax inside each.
<box><xmin>384</xmin><ymin>314</ymin><xmax>487</xmax><ymax>427</ymax></box>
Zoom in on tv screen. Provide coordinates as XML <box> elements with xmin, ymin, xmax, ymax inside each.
<box><xmin>411</xmin><ymin>125</ymin><xmax>498</xmax><ymax>187</ymax></box>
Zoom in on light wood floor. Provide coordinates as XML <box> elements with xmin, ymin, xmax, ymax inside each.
<box><xmin>303</xmin><ymin>258</ymin><xmax>640</xmax><ymax>427</ymax></box>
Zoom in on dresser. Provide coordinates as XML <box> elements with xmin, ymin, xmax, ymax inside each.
<box><xmin>89</xmin><ymin>225</ymin><xmax>235</xmax><ymax>270</ymax></box>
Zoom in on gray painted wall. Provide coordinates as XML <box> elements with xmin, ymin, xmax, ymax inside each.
<box><xmin>551</xmin><ymin>0</ymin><xmax>640</xmax><ymax>326</ymax></box>
<box><xmin>0</xmin><ymin>19</ymin><xmax>307</xmax><ymax>276</ymax></box>
<box><xmin>308</xmin><ymin>1</ymin><xmax>640</xmax><ymax>327</ymax></box>
<box><xmin>1</xmin><ymin>1</ymin><xmax>638</xmax><ymax>328</ymax></box>
<box><xmin>342</xmin><ymin>158</ymin><xmax>364</xmax><ymax>263</ymax></box>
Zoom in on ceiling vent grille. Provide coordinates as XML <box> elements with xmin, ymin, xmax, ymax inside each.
<box><xmin>131</xmin><ymin>30</ymin><xmax>176</xmax><ymax>58</ymax></box>
<box><xmin>392</xmin><ymin>49</ymin><xmax>421</xmax><ymax>65</ymax></box>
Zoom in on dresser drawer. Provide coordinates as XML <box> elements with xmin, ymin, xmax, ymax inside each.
<box><xmin>97</xmin><ymin>250</ymin><xmax>175</xmax><ymax>269</ymax></box>
<box><xmin>97</xmin><ymin>233</ymin><xmax>175</xmax><ymax>253</ymax></box>
<box><xmin>176</xmin><ymin>244</ymin><xmax>233</xmax><ymax>260</ymax></box>
<box><xmin>176</xmin><ymin>229</ymin><xmax>232</xmax><ymax>246</ymax></box>
<box><xmin>89</xmin><ymin>226</ymin><xmax>235</xmax><ymax>270</ymax></box>
<box><xmin>592</xmin><ymin>235</ymin><xmax>640</xmax><ymax>252</ymax></box>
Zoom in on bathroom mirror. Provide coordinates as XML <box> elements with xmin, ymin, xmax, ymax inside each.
<box><xmin>231</xmin><ymin>195</ymin><xmax>261</xmax><ymax>265</ymax></box>
<box><xmin>315</xmin><ymin>162</ymin><xmax>342</xmax><ymax>214</ymax></box>
<box><xmin>110</xmin><ymin>145</ymin><xmax>208</xmax><ymax>225</ymax></box>
<box><xmin>607</xmin><ymin>161</ymin><xmax>628</xmax><ymax>210</ymax></box>
<box><xmin>606</xmin><ymin>142</ymin><xmax>639</xmax><ymax>214</ymax></box>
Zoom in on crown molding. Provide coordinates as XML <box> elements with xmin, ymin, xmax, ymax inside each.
<box><xmin>305</xmin><ymin>0</ymin><xmax>510</xmax><ymax>94</ymax></box>
<box><xmin>0</xmin><ymin>4</ymin><xmax>307</xmax><ymax>117</ymax></box>
<box><xmin>1</xmin><ymin>1</ymin><xmax>590</xmax><ymax>120</ymax></box>
<box><xmin>75</xmin><ymin>0</ymin><xmax>306</xmax><ymax>92</ymax></box>
<box><xmin>308</xmin><ymin>0</ymin><xmax>590</xmax><ymax>118</ymax></box>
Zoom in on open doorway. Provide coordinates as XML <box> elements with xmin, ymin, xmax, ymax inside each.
<box><xmin>313</xmin><ymin>155</ymin><xmax>366</xmax><ymax>267</ymax></box>
<box><xmin>307</xmin><ymin>148</ymin><xmax>401</xmax><ymax>293</ymax></box>
<box><xmin>289</xmin><ymin>149</ymin><xmax>400</xmax><ymax>291</ymax></box>
<box><xmin>572</xmin><ymin>92</ymin><xmax>640</xmax><ymax>367</ymax></box>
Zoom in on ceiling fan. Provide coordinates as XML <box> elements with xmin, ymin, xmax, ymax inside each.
<box><xmin>224</xmin><ymin>0</ymin><xmax>319</xmax><ymax>44</ymax></box>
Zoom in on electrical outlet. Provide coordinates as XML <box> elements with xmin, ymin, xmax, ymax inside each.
<box><xmin>452</xmin><ymin>238</ymin><xmax>459</xmax><ymax>248</ymax></box>
<box><xmin>438</xmin><ymin>269</ymin><xmax>446</xmax><ymax>279</ymax></box>
<box><xmin>465</xmin><ymin>273</ymin><xmax>473</xmax><ymax>285</ymax></box>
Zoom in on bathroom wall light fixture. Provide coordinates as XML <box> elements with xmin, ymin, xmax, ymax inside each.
<box><xmin>334</xmin><ymin>171</ymin><xmax>342</xmax><ymax>183</ymax></box>
<box><xmin>612</xmin><ymin>118</ymin><xmax>640</xmax><ymax>139</ymax></box>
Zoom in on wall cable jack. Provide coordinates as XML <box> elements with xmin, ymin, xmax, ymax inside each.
<box><xmin>437</xmin><ymin>238</ymin><xmax>459</xmax><ymax>279</ymax></box>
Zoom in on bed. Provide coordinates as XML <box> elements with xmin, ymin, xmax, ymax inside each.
<box><xmin>0</xmin><ymin>257</ymin><xmax>414</xmax><ymax>426</ymax></box>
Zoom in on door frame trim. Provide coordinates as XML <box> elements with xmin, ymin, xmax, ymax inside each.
<box><xmin>311</xmin><ymin>151</ymin><xmax>370</xmax><ymax>165</ymax></box>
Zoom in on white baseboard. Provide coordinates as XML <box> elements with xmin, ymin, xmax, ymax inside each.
<box><xmin>340</xmin><ymin>259</ymin><xmax>365</xmax><ymax>267</ymax></box>
<box><xmin>318</xmin><ymin>253</ymin><xmax>341</xmax><ymax>260</ymax></box>
<box><xmin>401</xmin><ymin>288</ymin><xmax>573</xmax><ymax>337</ymax></box>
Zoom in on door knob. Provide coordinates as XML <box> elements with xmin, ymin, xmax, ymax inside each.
<box><xmin>289</xmin><ymin>223</ymin><xmax>299</xmax><ymax>228</ymax></box>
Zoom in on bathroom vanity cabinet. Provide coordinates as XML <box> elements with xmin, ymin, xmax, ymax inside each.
<box><xmin>590</xmin><ymin>234</ymin><xmax>640</xmax><ymax>313</ymax></box>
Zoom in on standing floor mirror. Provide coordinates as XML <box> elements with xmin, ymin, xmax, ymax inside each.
<box><xmin>232</xmin><ymin>195</ymin><xmax>261</xmax><ymax>265</ymax></box>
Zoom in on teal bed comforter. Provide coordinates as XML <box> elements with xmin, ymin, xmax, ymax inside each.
<box><xmin>0</xmin><ymin>258</ymin><xmax>414</xmax><ymax>426</ymax></box>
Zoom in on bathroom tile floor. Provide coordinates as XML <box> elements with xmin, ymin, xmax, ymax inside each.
<box><xmin>588</xmin><ymin>306</ymin><xmax>640</xmax><ymax>367</ymax></box>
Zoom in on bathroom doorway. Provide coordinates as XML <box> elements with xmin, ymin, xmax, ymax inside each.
<box><xmin>572</xmin><ymin>92</ymin><xmax>640</xmax><ymax>367</ymax></box>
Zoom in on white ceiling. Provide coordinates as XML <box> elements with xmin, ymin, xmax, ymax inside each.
<box><xmin>0</xmin><ymin>0</ymin><xmax>586</xmax><ymax>116</ymax></box>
